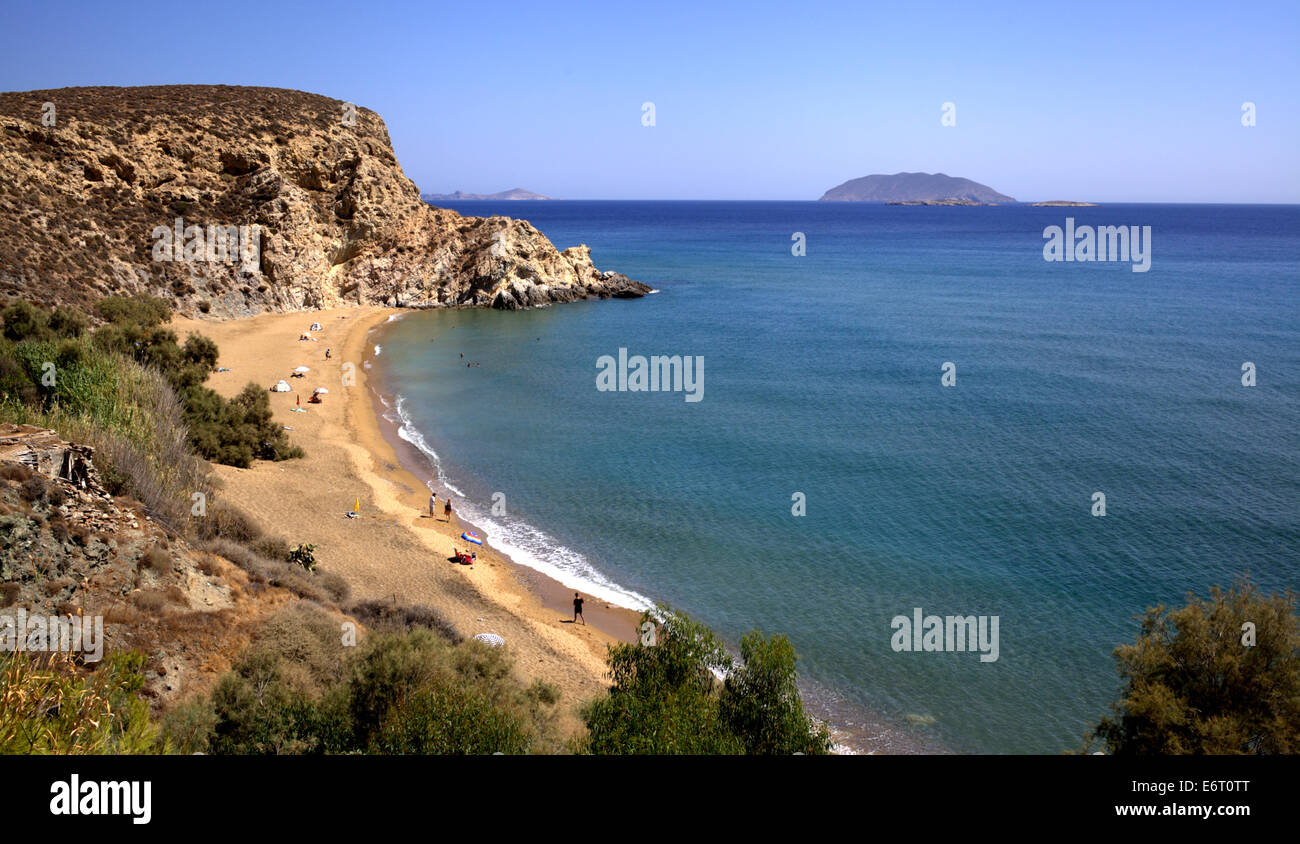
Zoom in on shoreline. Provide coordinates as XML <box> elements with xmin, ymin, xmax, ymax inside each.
<box><xmin>362</xmin><ymin>320</ymin><xmax>646</xmax><ymax>642</ymax></box>
<box><xmin>361</xmin><ymin>310</ymin><xmax>937</xmax><ymax>755</ymax></box>
<box><xmin>173</xmin><ymin>307</ymin><xmax>639</xmax><ymax>740</ymax></box>
<box><xmin>175</xmin><ymin>305</ymin><xmax>929</xmax><ymax>754</ymax></box>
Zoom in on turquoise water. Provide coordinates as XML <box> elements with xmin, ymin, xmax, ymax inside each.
<box><xmin>377</xmin><ymin>201</ymin><xmax>1300</xmax><ymax>754</ymax></box>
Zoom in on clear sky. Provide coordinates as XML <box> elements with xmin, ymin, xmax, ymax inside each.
<box><xmin>2</xmin><ymin>0</ymin><xmax>1297</xmax><ymax>201</ymax></box>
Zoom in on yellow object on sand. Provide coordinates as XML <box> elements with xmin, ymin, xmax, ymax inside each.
<box><xmin>353</xmin><ymin>497</ymin><xmax>360</xmax><ymax>514</ymax></box>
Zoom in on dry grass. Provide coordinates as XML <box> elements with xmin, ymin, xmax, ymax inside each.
<box><xmin>0</xmin><ymin>653</ymin><xmax>112</xmax><ymax>754</ymax></box>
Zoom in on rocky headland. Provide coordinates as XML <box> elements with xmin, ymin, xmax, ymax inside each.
<box><xmin>0</xmin><ymin>86</ymin><xmax>647</xmax><ymax>319</ymax></box>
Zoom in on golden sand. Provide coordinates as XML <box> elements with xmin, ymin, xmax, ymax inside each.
<box><xmin>174</xmin><ymin>308</ymin><xmax>641</xmax><ymax>736</ymax></box>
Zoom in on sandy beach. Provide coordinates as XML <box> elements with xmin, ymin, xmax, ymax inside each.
<box><xmin>173</xmin><ymin>307</ymin><xmax>641</xmax><ymax>738</ymax></box>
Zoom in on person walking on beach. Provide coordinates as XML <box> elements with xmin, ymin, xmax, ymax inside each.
<box><xmin>428</xmin><ymin>491</ymin><xmax>437</xmax><ymax>516</ymax></box>
<box><xmin>444</xmin><ymin>497</ymin><xmax>453</xmax><ymax>522</ymax></box>
<box><xmin>573</xmin><ymin>592</ymin><xmax>585</xmax><ymax>625</ymax></box>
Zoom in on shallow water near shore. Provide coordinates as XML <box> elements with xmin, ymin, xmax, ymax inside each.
<box><xmin>376</xmin><ymin>201</ymin><xmax>1299</xmax><ymax>754</ymax></box>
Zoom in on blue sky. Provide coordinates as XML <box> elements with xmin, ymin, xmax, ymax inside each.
<box><xmin>2</xmin><ymin>0</ymin><xmax>1297</xmax><ymax>201</ymax></box>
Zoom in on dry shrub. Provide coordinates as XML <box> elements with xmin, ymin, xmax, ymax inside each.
<box><xmin>347</xmin><ymin>598</ymin><xmax>460</xmax><ymax>643</ymax></box>
<box><xmin>250</xmin><ymin>603</ymin><xmax>348</xmax><ymax>694</ymax></box>
<box><xmin>139</xmin><ymin>546</ymin><xmax>170</xmax><ymax>572</ymax></box>
<box><xmin>263</xmin><ymin>565</ymin><xmax>329</xmax><ymax>604</ymax></box>
<box><xmin>196</xmin><ymin>502</ymin><xmax>262</xmax><ymax>545</ymax></box>
<box><xmin>49</xmin><ymin>515</ymin><xmax>70</xmax><ymax>543</ymax></box>
<box><xmin>315</xmin><ymin>569</ymin><xmax>351</xmax><ymax>604</ymax></box>
<box><xmin>131</xmin><ymin>589</ymin><xmax>168</xmax><ymax>613</ymax></box>
<box><xmin>42</xmin><ymin>577</ymin><xmax>70</xmax><ymax>596</ymax></box>
<box><xmin>19</xmin><ymin>474</ymin><xmax>47</xmax><ymax>504</ymax></box>
<box><xmin>0</xmin><ymin>464</ymin><xmax>31</xmax><ymax>483</ymax></box>
<box><xmin>202</xmin><ymin>537</ymin><xmax>331</xmax><ymax>604</ymax></box>
<box><xmin>201</xmin><ymin>537</ymin><xmax>264</xmax><ymax>575</ymax></box>
<box><xmin>102</xmin><ymin>604</ymin><xmax>143</xmax><ymax>625</ymax></box>
<box><xmin>250</xmin><ymin>535</ymin><xmax>289</xmax><ymax>562</ymax></box>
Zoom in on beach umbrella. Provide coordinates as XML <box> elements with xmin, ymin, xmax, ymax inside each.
<box><xmin>313</xmin><ymin>387</ymin><xmax>329</xmax><ymax>394</ymax></box>
<box><xmin>472</xmin><ymin>633</ymin><xmax>505</xmax><ymax>648</ymax></box>
<box><xmin>293</xmin><ymin>366</ymin><xmax>311</xmax><ymax>373</ymax></box>
<box><xmin>271</xmin><ymin>380</ymin><xmax>291</xmax><ymax>392</ymax></box>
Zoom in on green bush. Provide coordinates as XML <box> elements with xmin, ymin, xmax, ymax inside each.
<box><xmin>2</xmin><ymin>295</ymin><xmax>302</xmax><ymax>471</ymax></box>
<box><xmin>1</xmin><ymin>301</ymin><xmax>48</xmax><ymax>342</ymax></box>
<box><xmin>159</xmin><ymin>696</ymin><xmax>218</xmax><ymax>754</ymax></box>
<box><xmin>720</xmin><ymin>631</ymin><xmax>831</xmax><ymax>755</ymax></box>
<box><xmin>183</xmin><ymin>382</ymin><xmax>302</xmax><ymax>468</ymax></box>
<box><xmin>580</xmin><ymin>608</ymin><xmax>742</xmax><ymax>754</ymax></box>
<box><xmin>372</xmin><ymin>683</ymin><xmax>531</xmax><ymax>754</ymax></box>
<box><xmin>208</xmin><ymin>652</ymin><xmax>323</xmax><ymax>755</ymax></box>
<box><xmin>1087</xmin><ymin>577</ymin><xmax>1300</xmax><ymax>755</ymax></box>
<box><xmin>579</xmin><ymin>607</ymin><xmax>830</xmax><ymax>755</ymax></box>
<box><xmin>189</xmin><ymin>619</ymin><xmax>561</xmax><ymax>755</ymax></box>
<box><xmin>48</xmin><ymin>307</ymin><xmax>90</xmax><ymax>339</ymax></box>
<box><xmin>95</xmin><ymin>293</ymin><xmax>172</xmax><ymax>328</ymax></box>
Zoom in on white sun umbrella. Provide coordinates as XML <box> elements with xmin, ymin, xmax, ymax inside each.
<box><xmin>472</xmin><ymin>633</ymin><xmax>505</xmax><ymax>648</ymax></box>
<box><xmin>313</xmin><ymin>387</ymin><xmax>329</xmax><ymax>394</ymax></box>
<box><xmin>293</xmin><ymin>366</ymin><xmax>311</xmax><ymax>373</ymax></box>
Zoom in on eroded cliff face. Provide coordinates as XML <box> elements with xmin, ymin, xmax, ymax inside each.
<box><xmin>0</xmin><ymin>85</ymin><xmax>648</xmax><ymax>317</ymax></box>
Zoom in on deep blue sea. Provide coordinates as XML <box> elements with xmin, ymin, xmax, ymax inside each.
<box><xmin>376</xmin><ymin>201</ymin><xmax>1299</xmax><ymax>754</ymax></box>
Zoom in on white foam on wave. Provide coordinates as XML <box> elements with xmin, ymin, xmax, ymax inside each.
<box><xmin>390</xmin><ymin>395</ymin><xmax>465</xmax><ymax>497</ymax></box>
<box><xmin>373</xmin><ymin>344</ymin><xmax>383</xmax><ymax>356</ymax></box>
<box><xmin>461</xmin><ymin>506</ymin><xmax>654</xmax><ymax>612</ymax></box>
<box><xmin>389</xmin><ymin>394</ymin><xmax>652</xmax><ymax>612</ymax></box>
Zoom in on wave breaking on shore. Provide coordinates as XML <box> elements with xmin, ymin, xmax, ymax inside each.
<box><xmin>384</xmin><ymin>393</ymin><xmax>655</xmax><ymax>613</ymax></box>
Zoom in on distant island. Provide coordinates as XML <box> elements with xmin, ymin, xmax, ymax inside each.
<box><xmin>819</xmin><ymin>172</ymin><xmax>1014</xmax><ymax>203</ymax></box>
<box><xmin>1030</xmin><ymin>200</ymin><xmax>1098</xmax><ymax>206</ymax></box>
<box><xmin>422</xmin><ymin>188</ymin><xmax>554</xmax><ymax>201</ymax></box>
<box><xmin>887</xmin><ymin>199</ymin><xmax>998</xmax><ymax>206</ymax></box>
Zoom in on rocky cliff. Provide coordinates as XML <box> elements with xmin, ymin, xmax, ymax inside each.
<box><xmin>0</xmin><ymin>85</ymin><xmax>648</xmax><ymax>318</ymax></box>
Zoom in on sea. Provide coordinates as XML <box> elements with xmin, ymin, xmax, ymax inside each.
<box><xmin>373</xmin><ymin>201</ymin><xmax>1299</xmax><ymax>754</ymax></box>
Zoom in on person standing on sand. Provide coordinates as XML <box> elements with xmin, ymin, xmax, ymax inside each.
<box><xmin>428</xmin><ymin>491</ymin><xmax>436</xmax><ymax>516</ymax></box>
<box><xmin>573</xmin><ymin>592</ymin><xmax>585</xmax><ymax>625</ymax></box>
<box><xmin>444</xmin><ymin>497</ymin><xmax>452</xmax><ymax>522</ymax></box>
